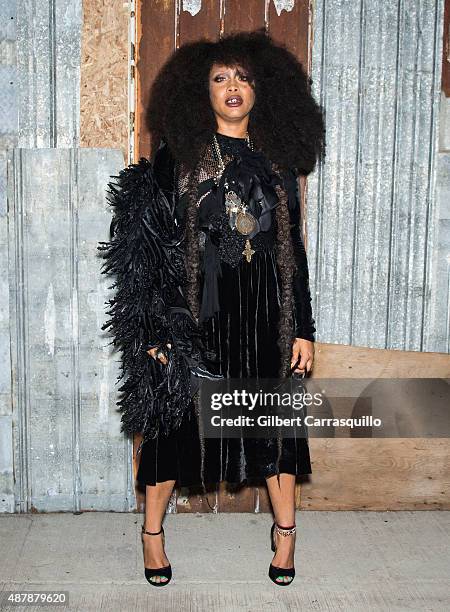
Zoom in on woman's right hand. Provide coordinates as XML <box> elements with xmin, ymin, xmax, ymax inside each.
<box><xmin>146</xmin><ymin>343</ymin><xmax>171</xmax><ymax>365</ymax></box>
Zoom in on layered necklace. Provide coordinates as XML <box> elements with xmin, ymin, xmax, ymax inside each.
<box><xmin>212</xmin><ymin>132</ymin><xmax>257</xmax><ymax>263</ymax></box>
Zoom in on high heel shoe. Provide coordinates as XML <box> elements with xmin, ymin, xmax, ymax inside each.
<box><xmin>268</xmin><ymin>522</ymin><xmax>296</xmax><ymax>586</ymax></box>
<box><xmin>141</xmin><ymin>524</ymin><xmax>172</xmax><ymax>586</ymax></box>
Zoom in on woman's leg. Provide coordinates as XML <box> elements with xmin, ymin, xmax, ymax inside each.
<box><xmin>265</xmin><ymin>473</ymin><xmax>297</xmax><ymax>583</ymax></box>
<box><xmin>143</xmin><ymin>480</ymin><xmax>176</xmax><ymax>583</ymax></box>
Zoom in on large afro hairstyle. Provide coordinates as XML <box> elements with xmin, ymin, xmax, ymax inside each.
<box><xmin>146</xmin><ymin>28</ymin><xmax>326</xmax><ymax>176</ymax></box>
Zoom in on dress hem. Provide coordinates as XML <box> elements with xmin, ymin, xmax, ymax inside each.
<box><xmin>136</xmin><ymin>469</ymin><xmax>312</xmax><ymax>489</ymax></box>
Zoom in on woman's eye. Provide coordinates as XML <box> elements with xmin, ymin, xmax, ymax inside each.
<box><xmin>213</xmin><ymin>74</ymin><xmax>248</xmax><ymax>82</ymax></box>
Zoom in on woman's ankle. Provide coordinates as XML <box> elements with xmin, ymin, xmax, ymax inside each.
<box><xmin>144</xmin><ymin>515</ymin><xmax>164</xmax><ymax>532</ymax></box>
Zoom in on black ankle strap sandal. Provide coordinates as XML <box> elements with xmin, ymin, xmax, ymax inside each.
<box><xmin>141</xmin><ymin>524</ymin><xmax>172</xmax><ymax>587</ymax></box>
<box><xmin>268</xmin><ymin>522</ymin><xmax>296</xmax><ymax>586</ymax></box>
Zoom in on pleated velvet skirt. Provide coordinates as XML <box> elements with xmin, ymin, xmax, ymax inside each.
<box><xmin>136</xmin><ymin>247</ymin><xmax>312</xmax><ymax>488</ymax></box>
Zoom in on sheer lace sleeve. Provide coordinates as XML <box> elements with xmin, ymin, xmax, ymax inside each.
<box><xmin>282</xmin><ymin>169</ymin><xmax>316</xmax><ymax>342</ymax></box>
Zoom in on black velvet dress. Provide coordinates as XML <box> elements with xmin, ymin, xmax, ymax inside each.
<box><xmin>136</xmin><ymin>133</ymin><xmax>315</xmax><ymax>488</ymax></box>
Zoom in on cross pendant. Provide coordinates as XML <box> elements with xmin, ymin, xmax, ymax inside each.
<box><xmin>242</xmin><ymin>239</ymin><xmax>255</xmax><ymax>263</ymax></box>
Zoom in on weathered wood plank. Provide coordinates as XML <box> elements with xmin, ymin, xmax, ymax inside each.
<box><xmin>137</xmin><ymin>0</ymin><xmax>177</xmax><ymax>158</ymax></box>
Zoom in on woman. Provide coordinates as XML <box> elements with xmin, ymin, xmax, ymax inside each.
<box><xmin>99</xmin><ymin>29</ymin><xmax>325</xmax><ymax>587</ymax></box>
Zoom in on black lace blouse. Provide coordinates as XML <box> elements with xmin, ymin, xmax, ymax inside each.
<box><xmin>154</xmin><ymin>132</ymin><xmax>316</xmax><ymax>342</ymax></box>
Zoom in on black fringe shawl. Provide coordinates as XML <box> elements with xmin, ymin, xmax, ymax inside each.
<box><xmin>97</xmin><ymin>158</ymin><xmax>204</xmax><ymax>444</ymax></box>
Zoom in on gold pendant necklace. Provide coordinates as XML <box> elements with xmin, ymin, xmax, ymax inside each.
<box><xmin>242</xmin><ymin>239</ymin><xmax>255</xmax><ymax>262</ymax></box>
<box><xmin>212</xmin><ymin>133</ymin><xmax>257</xmax><ymax>256</ymax></box>
<box><xmin>235</xmin><ymin>209</ymin><xmax>257</xmax><ymax>235</ymax></box>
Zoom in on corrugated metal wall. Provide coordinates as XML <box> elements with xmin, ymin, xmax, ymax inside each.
<box><xmin>0</xmin><ymin>0</ymin><xmax>133</xmax><ymax>512</ymax></box>
<box><xmin>7</xmin><ymin>148</ymin><xmax>133</xmax><ymax>513</ymax></box>
<box><xmin>307</xmin><ymin>0</ymin><xmax>446</xmax><ymax>352</ymax></box>
<box><xmin>0</xmin><ymin>0</ymin><xmax>447</xmax><ymax>513</ymax></box>
<box><xmin>0</xmin><ymin>0</ymin><xmax>18</xmax><ymax>513</ymax></box>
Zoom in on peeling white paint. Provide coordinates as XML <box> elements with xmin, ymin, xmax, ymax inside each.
<box><xmin>44</xmin><ymin>284</ymin><xmax>56</xmax><ymax>356</ymax></box>
<box><xmin>182</xmin><ymin>0</ymin><xmax>296</xmax><ymax>18</ymax></box>
<box><xmin>273</xmin><ymin>0</ymin><xmax>295</xmax><ymax>16</ymax></box>
<box><xmin>182</xmin><ymin>0</ymin><xmax>202</xmax><ymax>17</ymax></box>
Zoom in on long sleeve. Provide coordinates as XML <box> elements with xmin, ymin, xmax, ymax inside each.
<box><xmin>282</xmin><ymin>169</ymin><xmax>316</xmax><ymax>342</ymax></box>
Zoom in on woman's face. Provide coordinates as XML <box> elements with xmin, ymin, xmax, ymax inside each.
<box><xmin>208</xmin><ymin>63</ymin><xmax>255</xmax><ymax>128</ymax></box>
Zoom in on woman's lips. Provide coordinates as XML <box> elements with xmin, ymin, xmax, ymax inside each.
<box><xmin>225</xmin><ymin>96</ymin><xmax>243</xmax><ymax>107</ymax></box>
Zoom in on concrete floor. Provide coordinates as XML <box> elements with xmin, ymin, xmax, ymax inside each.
<box><xmin>0</xmin><ymin>511</ymin><xmax>449</xmax><ymax>611</ymax></box>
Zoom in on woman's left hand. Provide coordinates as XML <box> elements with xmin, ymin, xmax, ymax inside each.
<box><xmin>291</xmin><ymin>338</ymin><xmax>314</xmax><ymax>374</ymax></box>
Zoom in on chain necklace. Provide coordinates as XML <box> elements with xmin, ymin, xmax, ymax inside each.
<box><xmin>212</xmin><ymin>132</ymin><xmax>257</xmax><ymax>263</ymax></box>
